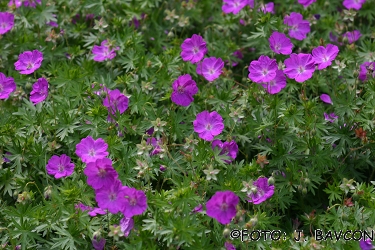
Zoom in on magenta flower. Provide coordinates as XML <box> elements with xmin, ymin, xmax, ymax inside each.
<box><xmin>247</xmin><ymin>0</ymin><xmax>254</xmax><ymax>8</ymax></box>
<box><xmin>225</xmin><ymin>242</ymin><xmax>236</xmax><ymax>250</ymax></box>
<box><xmin>147</xmin><ymin>137</ymin><xmax>162</xmax><ymax>155</ymax></box>
<box><xmin>261</xmin><ymin>70</ymin><xmax>287</xmax><ymax>94</ymax></box>
<box><xmin>342</xmin><ymin>30</ymin><xmax>361</xmax><ymax>44</ymax></box>
<box><xmin>171</xmin><ymin>74</ymin><xmax>198</xmax><ymax>106</ymax></box>
<box><xmin>196</xmin><ymin>57</ymin><xmax>224</xmax><ymax>82</ymax></box>
<box><xmin>359</xmin><ymin>62</ymin><xmax>375</xmax><ymax>81</ymax></box>
<box><xmin>96</xmin><ymin>180</ymin><xmax>126</xmax><ymax>214</ymax></box>
<box><xmin>92</xmin><ymin>236</ymin><xmax>106</xmax><ymax>250</ymax></box>
<box><xmin>192</xmin><ymin>204</ymin><xmax>203</xmax><ymax>213</ymax></box>
<box><xmin>120</xmin><ymin>217</ymin><xmax>134</xmax><ymax>237</ymax></box>
<box><xmin>324</xmin><ymin>113</ymin><xmax>338</xmax><ymax>123</ymax></box>
<box><xmin>222</xmin><ymin>0</ymin><xmax>248</xmax><ymax>15</ymax></box>
<box><xmin>30</xmin><ymin>78</ymin><xmax>48</xmax><ymax>105</ymax></box>
<box><xmin>46</xmin><ymin>154</ymin><xmax>75</xmax><ymax>179</ymax></box>
<box><xmin>88</xmin><ymin>207</ymin><xmax>107</xmax><ymax>217</ymax></box>
<box><xmin>320</xmin><ymin>94</ymin><xmax>333</xmax><ymax>104</ymax></box>
<box><xmin>312</xmin><ymin>44</ymin><xmax>339</xmax><ymax>70</ymax></box>
<box><xmin>269</xmin><ymin>31</ymin><xmax>293</xmax><ymax>55</ymax></box>
<box><xmin>247</xmin><ymin>177</ymin><xmax>274</xmax><ymax>204</ymax></box>
<box><xmin>122</xmin><ymin>187</ymin><xmax>148</xmax><ymax>217</ymax></box>
<box><xmin>248</xmin><ymin>55</ymin><xmax>278</xmax><ymax>83</ymax></box>
<box><xmin>75</xmin><ymin>136</ymin><xmax>109</xmax><ymax>163</ymax></box>
<box><xmin>284</xmin><ymin>12</ymin><xmax>310</xmax><ymax>41</ymax></box>
<box><xmin>0</xmin><ymin>73</ymin><xmax>16</xmax><ymax>99</ymax></box>
<box><xmin>284</xmin><ymin>53</ymin><xmax>315</xmax><ymax>83</ymax></box>
<box><xmin>206</xmin><ymin>190</ymin><xmax>239</xmax><ymax>224</ymax></box>
<box><xmin>259</xmin><ymin>2</ymin><xmax>274</xmax><ymax>14</ymax></box>
<box><xmin>84</xmin><ymin>158</ymin><xmax>119</xmax><ymax>190</ymax></box>
<box><xmin>193</xmin><ymin>111</ymin><xmax>224</xmax><ymax>141</ymax></box>
<box><xmin>298</xmin><ymin>0</ymin><xmax>316</xmax><ymax>7</ymax></box>
<box><xmin>0</xmin><ymin>12</ymin><xmax>14</xmax><ymax>35</ymax></box>
<box><xmin>102</xmin><ymin>89</ymin><xmax>129</xmax><ymax>115</ymax></box>
<box><xmin>180</xmin><ymin>34</ymin><xmax>208</xmax><ymax>64</ymax></box>
<box><xmin>92</xmin><ymin>40</ymin><xmax>119</xmax><ymax>62</ymax></box>
<box><xmin>14</xmin><ymin>50</ymin><xmax>43</xmax><ymax>75</ymax></box>
<box><xmin>23</xmin><ymin>0</ymin><xmax>41</xmax><ymax>8</ymax></box>
<box><xmin>359</xmin><ymin>239</ymin><xmax>374</xmax><ymax>250</ymax></box>
<box><xmin>8</xmin><ymin>0</ymin><xmax>22</xmax><ymax>8</ymax></box>
<box><xmin>227</xmin><ymin>50</ymin><xmax>243</xmax><ymax>67</ymax></box>
<box><xmin>212</xmin><ymin>140</ymin><xmax>238</xmax><ymax>163</ymax></box>
<box><xmin>343</xmin><ymin>0</ymin><xmax>366</xmax><ymax>10</ymax></box>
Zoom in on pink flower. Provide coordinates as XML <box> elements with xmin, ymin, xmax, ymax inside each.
<box><xmin>342</xmin><ymin>30</ymin><xmax>361</xmax><ymax>44</ymax></box>
<box><xmin>180</xmin><ymin>34</ymin><xmax>208</xmax><ymax>64</ymax></box>
<box><xmin>261</xmin><ymin>70</ymin><xmax>287</xmax><ymax>94</ymax></box>
<box><xmin>298</xmin><ymin>0</ymin><xmax>316</xmax><ymax>7</ymax></box>
<box><xmin>196</xmin><ymin>57</ymin><xmax>224</xmax><ymax>82</ymax></box>
<box><xmin>14</xmin><ymin>50</ymin><xmax>43</xmax><ymax>75</ymax></box>
<box><xmin>312</xmin><ymin>44</ymin><xmax>339</xmax><ymax>70</ymax></box>
<box><xmin>0</xmin><ymin>12</ymin><xmax>14</xmax><ymax>35</ymax></box>
<box><xmin>92</xmin><ymin>40</ymin><xmax>119</xmax><ymax>62</ymax></box>
<box><xmin>193</xmin><ymin>111</ymin><xmax>224</xmax><ymax>141</ymax></box>
<box><xmin>284</xmin><ymin>12</ymin><xmax>310</xmax><ymax>41</ymax></box>
<box><xmin>259</xmin><ymin>2</ymin><xmax>274</xmax><ymax>14</ymax></box>
<box><xmin>30</xmin><ymin>78</ymin><xmax>48</xmax><ymax>105</ymax></box>
<box><xmin>222</xmin><ymin>0</ymin><xmax>248</xmax><ymax>15</ymax></box>
<box><xmin>23</xmin><ymin>0</ymin><xmax>41</xmax><ymax>8</ymax></box>
<box><xmin>75</xmin><ymin>136</ymin><xmax>109</xmax><ymax>163</ymax></box>
<box><xmin>84</xmin><ymin>158</ymin><xmax>119</xmax><ymax>190</ymax></box>
<box><xmin>46</xmin><ymin>154</ymin><xmax>75</xmax><ymax>179</ymax></box>
<box><xmin>122</xmin><ymin>187</ymin><xmax>148</xmax><ymax>217</ymax></box>
<box><xmin>247</xmin><ymin>177</ymin><xmax>274</xmax><ymax>204</ymax></box>
<box><xmin>120</xmin><ymin>217</ymin><xmax>134</xmax><ymax>237</ymax></box>
<box><xmin>269</xmin><ymin>31</ymin><xmax>293</xmax><ymax>55</ymax></box>
<box><xmin>95</xmin><ymin>180</ymin><xmax>126</xmax><ymax>214</ymax></box>
<box><xmin>283</xmin><ymin>53</ymin><xmax>315</xmax><ymax>83</ymax></box>
<box><xmin>212</xmin><ymin>140</ymin><xmax>238</xmax><ymax>163</ymax></box>
<box><xmin>102</xmin><ymin>89</ymin><xmax>129</xmax><ymax>115</ymax></box>
<box><xmin>8</xmin><ymin>0</ymin><xmax>22</xmax><ymax>8</ymax></box>
<box><xmin>320</xmin><ymin>94</ymin><xmax>333</xmax><ymax>104</ymax></box>
<box><xmin>206</xmin><ymin>191</ymin><xmax>239</xmax><ymax>224</ymax></box>
<box><xmin>248</xmin><ymin>55</ymin><xmax>278</xmax><ymax>83</ymax></box>
<box><xmin>343</xmin><ymin>0</ymin><xmax>366</xmax><ymax>10</ymax></box>
<box><xmin>171</xmin><ymin>74</ymin><xmax>198</xmax><ymax>106</ymax></box>
<box><xmin>359</xmin><ymin>62</ymin><xmax>375</xmax><ymax>81</ymax></box>
<box><xmin>0</xmin><ymin>72</ymin><xmax>16</xmax><ymax>99</ymax></box>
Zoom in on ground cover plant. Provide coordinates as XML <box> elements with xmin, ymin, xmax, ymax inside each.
<box><xmin>1</xmin><ymin>0</ymin><xmax>375</xmax><ymax>249</ymax></box>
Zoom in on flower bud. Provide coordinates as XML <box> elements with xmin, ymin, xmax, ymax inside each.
<box><xmin>302</xmin><ymin>188</ymin><xmax>307</xmax><ymax>195</ymax></box>
<box><xmin>251</xmin><ymin>186</ymin><xmax>258</xmax><ymax>194</ymax></box>
<box><xmin>268</xmin><ymin>176</ymin><xmax>275</xmax><ymax>185</ymax></box>
<box><xmin>223</xmin><ymin>228</ymin><xmax>231</xmax><ymax>238</ymax></box>
<box><xmin>25</xmin><ymin>82</ymin><xmax>32</xmax><ymax>90</ymax></box>
<box><xmin>298</xmin><ymin>185</ymin><xmax>303</xmax><ymax>192</ymax></box>
<box><xmin>44</xmin><ymin>185</ymin><xmax>52</xmax><ymax>200</ymax></box>
<box><xmin>304</xmin><ymin>178</ymin><xmax>310</xmax><ymax>185</ymax></box>
<box><xmin>249</xmin><ymin>217</ymin><xmax>258</xmax><ymax>227</ymax></box>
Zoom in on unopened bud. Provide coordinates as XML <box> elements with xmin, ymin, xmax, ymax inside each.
<box><xmin>302</xmin><ymin>188</ymin><xmax>307</xmax><ymax>195</ymax></box>
<box><xmin>304</xmin><ymin>178</ymin><xmax>310</xmax><ymax>185</ymax></box>
<box><xmin>268</xmin><ymin>176</ymin><xmax>275</xmax><ymax>185</ymax></box>
<box><xmin>223</xmin><ymin>228</ymin><xmax>231</xmax><ymax>238</ymax></box>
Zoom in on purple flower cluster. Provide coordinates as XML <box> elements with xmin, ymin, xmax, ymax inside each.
<box><xmin>284</xmin><ymin>53</ymin><xmax>315</xmax><ymax>83</ymax></box>
<box><xmin>46</xmin><ymin>154</ymin><xmax>75</xmax><ymax>179</ymax></box>
<box><xmin>359</xmin><ymin>62</ymin><xmax>375</xmax><ymax>81</ymax></box>
<box><xmin>342</xmin><ymin>30</ymin><xmax>361</xmax><ymax>44</ymax></box>
<box><xmin>343</xmin><ymin>0</ymin><xmax>366</xmax><ymax>10</ymax></box>
<box><xmin>14</xmin><ymin>50</ymin><xmax>43</xmax><ymax>75</ymax></box>
<box><xmin>171</xmin><ymin>74</ymin><xmax>198</xmax><ymax>106</ymax></box>
<box><xmin>196</xmin><ymin>57</ymin><xmax>224</xmax><ymax>82</ymax></box>
<box><xmin>102</xmin><ymin>89</ymin><xmax>129</xmax><ymax>116</ymax></box>
<box><xmin>312</xmin><ymin>44</ymin><xmax>339</xmax><ymax>70</ymax></box>
<box><xmin>75</xmin><ymin>136</ymin><xmax>148</xmax><ymax>217</ymax></box>
<box><xmin>8</xmin><ymin>0</ymin><xmax>41</xmax><ymax>8</ymax></box>
<box><xmin>147</xmin><ymin>137</ymin><xmax>162</xmax><ymax>155</ymax></box>
<box><xmin>222</xmin><ymin>0</ymin><xmax>248</xmax><ymax>15</ymax></box>
<box><xmin>30</xmin><ymin>78</ymin><xmax>49</xmax><ymax>105</ymax></box>
<box><xmin>269</xmin><ymin>31</ymin><xmax>293</xmax><ymax>55</ymax></box>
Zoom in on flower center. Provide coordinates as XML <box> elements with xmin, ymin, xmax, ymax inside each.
<box><xmin>208</xmin><ymin>68</ymin><xmax>215</xmax><ymax>75</ymax></box>
<box><xmin>129</xmin><ymin>197</ymin><xmax>137</xmax><ymax>206</ymax></box>
<box><xmin>291</xmin><ymin>25</ymin><xmax>297</xmax><ymax>31</ymax></box>
<box><xmin>269</xmin><ymin>80</ymin><xmax>276</xmax><ymax>86</ymax></box>
<box><xmin>192</xmin><ymin>46</ymin><xmax>199</xmax><ymax>54</ymax></box>
<box><xmin>275</xmin><ymin>43</ymin><xmax>281</xmax><ymax>51</ymax></box>
<box><xmin>88</xmin><ymin>149</ymin><xmax>96</xmax><ymax>156</ymax></box>
<box><xmin>0</xmin><ymin>84</ymin><xmax>3</xmax><ymax>92</ymax></box>
<box><xmin>220</xmin><ymin>203</ymin><xmax>228</xmax><ymax>211</ymax></box>
<box><xmin>205</xmin><ymin>123</ymin><xmax>212</xmax><ymax>130</ymax></box>
<box><xmin>26</xmin><ymin>62</ymin><xmax>34</xmax><ymax>70</ymax></box>
<box><xmin>177</xmin><ymin>85</ymin><xmax>185</xmax><ymax>94</ymax></box>
<box><xmin>109</xmin><ymin>192</ymin><xmax>117</xmax><ymax>201</ymax></box>
<box><xmin>98</xmin><ymin>168</ymin><xmax>107</xmax><ymax>177</ymax></box>
<box><xmin>297</xmin><ymin>65</ymin><xmax>305</xmax><ymax>73</ymax></box>
<box><xmin>0</xmin><ymin>22</ymin><xmax>6</xmax><ymax>29</ymax></box>
<box><xmin>322</xmin><ymin>55</ymin><xmax>329</xmax><ymax>62</ymax></box>
<box><xmin>58</xmin><ymin>164</ymin><xmax>65</xmax><ymax>173</ymax></box>
<box><xmin>261</xmin><ymin>68</ymin><xmax>268</xmax><ymax>76</ymax></box>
